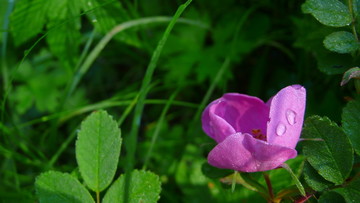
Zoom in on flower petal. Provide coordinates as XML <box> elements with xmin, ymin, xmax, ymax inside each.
<box><xmin>207</xmin><ymin>133</ymin><xmax>297</xmax><ymax>172</ymax></box>
<box><xmin>202</xmin><ymin>93</ymin><xmax>269</xmax><ymax>143</ymax></box>
<box><xmin>202</xmin><ymin>99</ymin><xmax>236</xmax><ymax>143</ymax></box>
<box><xmin>266</xmin><ymin>85</ymin><xmax>306</xmax><ymax>149</ymax></box>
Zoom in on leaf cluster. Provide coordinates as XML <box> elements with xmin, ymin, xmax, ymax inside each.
<box><xmin>35</xmin><ymin>110</ymin><xmax>161</xmax><ymax>203</ymax></box>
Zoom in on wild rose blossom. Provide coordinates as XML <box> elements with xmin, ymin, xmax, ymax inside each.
<box><xmin>202</xmin><ymin>85</ymin><xmax>306</xmax><ymax>172</ymax></box>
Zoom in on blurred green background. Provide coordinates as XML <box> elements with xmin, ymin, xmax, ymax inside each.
<box><xmin>0</xmin><ymin>0</ymin><xmax>356</xmax><ymax>202</ymax></box>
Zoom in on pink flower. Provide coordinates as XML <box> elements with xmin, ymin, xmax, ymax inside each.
<box><xmin>202</xmin><ymin>85</ymin><xmax>306</xmax><ymax>172</ymax></box>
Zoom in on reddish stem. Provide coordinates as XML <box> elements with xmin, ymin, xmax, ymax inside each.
<box><xmin>263</xmin><ymin>173</ymin><xmax>274</xmax><ymax>202</ymax></box>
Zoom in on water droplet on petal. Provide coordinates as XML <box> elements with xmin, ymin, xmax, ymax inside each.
<box><xmin>276</xmin><ymin>123</ymin><xmax>286</xmax><ymax>136</ymax></box>
<box><xmin>286</xmin><ymin>109</ymin><xmax>297</xmax><ymax>125</ymax></box>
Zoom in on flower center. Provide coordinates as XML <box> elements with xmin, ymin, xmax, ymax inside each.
<box><xmin>251</xmin><ymin>129</ymin><xmax>266</xmax><ymax>141</ymax></box>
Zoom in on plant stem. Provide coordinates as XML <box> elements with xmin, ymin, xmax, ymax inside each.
<box><xmin>231</xmin><ymin>171</ymin><xmax>238</xmax><ymax>192</ymax></box>
<box><xmin>1</xmin><ymin>0</ymin><xmax>14</xmax><ymax>92</ymax></box>
<box><xmin>263</xmin><ymin>173</ymin><xmax>274</xmax><ymax>201</ymax></box>
<box><xmin>96</xmin><ymin>191</ymin><xmax>100</xmax><ymax>203</ymax></box>
<box><xmin>348</xmin><ymin>0</ymin><xmax>359</xmax><ymax>41</ymax></box>
<box><xmin>143</xmin><ymin>89</ymin><xmax>178</xmax><ymax>169</ymax></box>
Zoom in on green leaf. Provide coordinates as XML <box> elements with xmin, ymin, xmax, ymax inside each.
<box><xmin>12</xmin><ymin>85</ymin><xmax>33</xmax><ymax>114</ymax></box>
<box><xmin>333</xmin><ymin>178</ymin><xmax>360</xmax><ymax>202</ymax></box>
<box><xmin>268</xmin><ymin>156</ymin><xmax>305</xmax><ymax>192</ymax></box>
<box><xmin>302</xmin><ymin>0</ymin><xmax>352</xmax><ymax>27</ymax></box>
<box><xmin>80</xmin><ymin>0</ymin><xmax>139</xmax><ymax>46</ymax></box>
<box><xmin>353</xmin><ymin>0</ymin><xmax>360</xmax><ymax>17</ymax></box>
<box><xmin>319</xmin><ymin>191</ymin><xmax>346</xmax><ymax>203</ymax></box>
<box><xmin>303</xmin><ymin>161</ymin><xmax>334</xmax><ymax>191</ymax></box>
<box><xmin>281</xmin><ymin>163</ymin><xmax>306</xmax><ymax>197</ymax></box>
<box><xmin>292</xmin><ymin>17</ymin><xmax>353</xmax><ymax>75</ymax></box>
<box><xmin>316</xmin><ymin>51</ymin><xmax>353</xmax><ymax>74</ymax></box>
<box><xmin>302</xmin><ymin>116</ymin><xmax>353</xmax><ymax>185</ymax></box>
<box><xmin>46</xmin><ymin>0</ymin><xmax>82</xmax><ymax>68</ymax></box>
<box><xmin>342</xmin><ymin>99</ymin><xmax>360</xmax><ymax>155</ymax></box>
<box><xmin>324</xmin><ymin>31</ymin><xmax>360</xmax><ymax>54</ymax></box>
<box><xmin>102</xmin><ymin>170</ymin><xmax>161</xmax><ymax>203</ymax></box>
<box><xmin>76</xmin><ymin>110</ymin><xmax>122</xmax><ymax>192</ymax></box>
<box><xmin>10</xmin><ymin>0</ymin><xmax>48</xmax><ymax>45</ymax></box>
<box><xmin>35</xmin><ymin>171</ymin><xmax>94</xmax><ymax>203</ymax></box>
<box><xmin>341</xmin><ymin>67</ymin><xmax>360</xmax><ymax>86</ymax></box>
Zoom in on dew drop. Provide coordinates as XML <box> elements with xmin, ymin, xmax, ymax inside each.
<box><xmin>276</xmin><ymin>123</ymin><xmax>286</xmax><ymax>136</ymax></box>
<box><xmin>286</xmin><ymin>109</ymin><xmax>297</xmax><ymax>125</ymax></box>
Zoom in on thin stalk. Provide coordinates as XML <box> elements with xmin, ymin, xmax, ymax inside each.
<box><xmin>1</xmin><ymin>0</ymin><xmax>15</xmax><ymax>140</ymax></box>
<box><xmin>1</xmin><ymin>0</ymin><xmax>14</xmax><ymax>92</ymax></box>
<box><xmin>348</xmin><ymin>0</ymin><xmax>359</xmax><ymax>41</ymax></box>
<box><xmin>118</xmin><ymin>94</ymin><xmax>139</xmax><ymax>126</ymax></box>
<box><xmin>231</xmin><ymin>171</ymin><xmax>238</xmax><ymax>192</ymax></box>
<box><xmin>193</xmin><ymin>7</ymin><xmax>256</xmax><ymax>121</ymax></box>
<box><xmin>123</xmin><ymin>1</ymin><xmax>193</xmax><ymax>202</ymax></box>
<box><xmin>0</xmin><ymin>145</ymin><xmax>41</xmax><ymax>166</ymax></box>
<box><xmin>75</xmin><ymin>30</ymin><xmax>96</xmax><ymax>74</ymax></box>
<box><xmin>298</xmin><ymin>138</ymin><xmax>324</xmax><ymax>142</ymax></box>
<box><xmin>281</xmin><ymin>163</ymin><xmax>306</xmax><ymax>197</ymax></box>
<box><xmin>125</xmin><ymin>1</ymin><xmax>193</xmax><ymax>172</ymax></box>
<box><xmin>118</xmin><ymin>82</ymin><xmax>156</xmax><ymax>126</ymax></box>
<box><xmin>16</xmin><ymin>98</ymin><xmax>197</xmax><ymax>128</ymax></box>
<box><xmin>263</xmin><ymin>173</ymin><xmax>274</xmax><ymax>201</ymax></box>
<box><xmin>96</xmin><ymin>191</ymin><xmax>100</xmax><ymax>203</ymax></box>
<box><xmin>143</xmin><ymin>89</ymin><xmax>178</xmax><ymax>169</ymax></box>
<box><xmin>48</xmin><ymin>127</ymin><xmax>78</xmax><ymax>168</ymax></box>
<box><xmin>237</xmin><ymin>173</ymin><xmax>269</xmax><ymax>199</ymax></box>
<box><xmin>64</xmin><ymin>16</ymin><xmax>208</xmax><ymax>103</ymax></box>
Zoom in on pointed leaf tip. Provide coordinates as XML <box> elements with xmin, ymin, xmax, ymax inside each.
<box><xmin>340</xmin><ymin>67</ymin><xmax>360</xmax><ymax>86</ymax></box>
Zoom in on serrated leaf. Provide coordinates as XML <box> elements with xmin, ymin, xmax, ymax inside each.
<box><xmin>302</xmin><ymin>116</ymin><xmax>353</xmax><ymax>184</ymax></box>
<box><xmin>302</xmin><ymin>0</ymin><xmax>352</xmax><ymax>27</ymax></box>
<box><xmin>35</xmin><ymin>171</ymin><xmax>94</xmax><ymax>203</ymax></box>
<box><xmin>342</xmin><ymin>99</ymin><xmax>360</xmax><ymax>155</ymax></box>
<box><xmin>333</xmin><ymin>178</ymin><xmax>360</xmax><ymax>202</ymax></box>
<box><xmin>324</xmin><ymin>31</ymin><xmax>360</xmax><ymax>54</ymax></box>
<box><xmin>102</xmin><ymin>170</ymin><xmax>161</xmax><ymax>203</ymax></box>
<box><xmin>10</xmin><ymin>0</ymin><xmax>48</xmax><ymax>45</ymax></box>
<box><xmin>76</xmin><ymin>110</ymin><xmax>122</xmax><ymax>192</ymax></box>
<box><xmin>303</xmin><ymin>161</ymin><xmax>333</xmax><ymax>191</ymax></box>
<box><xmin>46</xmin><ymin>0</ymin><xmax>82</xmax><ymax>68</ymax></box>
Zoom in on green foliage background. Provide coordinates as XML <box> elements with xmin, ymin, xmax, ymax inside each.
<box><xmin>1</xmin><ymin>0</ymin><xmax>359</xmax><ymax>202</ymax></box>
